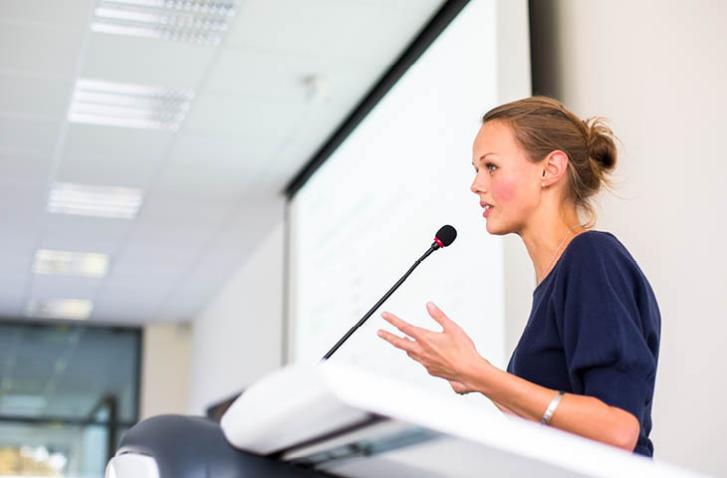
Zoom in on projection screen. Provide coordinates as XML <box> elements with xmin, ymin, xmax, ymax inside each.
<box><xmin>288</xmin><ymin>0</ymin><xmax>530</xmax><ymax>395</ymax></box>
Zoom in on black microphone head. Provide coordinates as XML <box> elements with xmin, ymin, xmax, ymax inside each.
<box><xmin>435</xmin><ymin>225</ymin><xmax>457</xmax><ymax>248</ymax></box>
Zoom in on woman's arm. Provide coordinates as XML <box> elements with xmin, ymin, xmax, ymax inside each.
<box><xmin>462</xmin><ymin>359</ymin><xmax>640</xmax><ymax>452</ymax></box>
<box><xmin>450</xmin><ymin>379</ymin><xmax>520</xmax><ymax>416</ymax></box>
<box><xmin>492</xmin><ymin>399</ymin><xmax>520</xmax><ymax>417</ymax></box>
<box><xmin>377</xmin><ymin>304</ymin><xmax>640</xmax><ymax>452</ymax></box>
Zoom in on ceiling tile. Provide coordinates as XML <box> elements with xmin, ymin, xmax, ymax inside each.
<box><xmin>0</xmin><ymin>151</ymin><xmax>54</xmax><ymax>184</ymax></box>
<box><xmin>82</xmin><ymin>32</ymin><xmax>216</xmax><ymax>90</ymax></box>
<box><xmin>0</xmin><ymin>0</ymin><xmax>94</xmax><ymax>30</ymax></box>
<box><xmin>154</xmin><ymin>159</ymin><xmax>258</xmax><ymax>201</ymax></box>
<box><xmin>184</xmin><ymin>93</ymin><xmax>306</xmax><ymax>147</ymax></box>
<box><xmin>0</xmin><ymin>176</ymin><xmax>48</xmax><ymax>210</ymax></box>
<box><xmin>206</xmin><ymin>47</ymin><xmax>378</xmax><ymax>103</ymax></box>
<box><xmin>0</xmin><ymin>272</ymin><xmax>29</xmax><ymax>292</ymax></box>
<box><xmin>112</xmin><ymin>241</ymin><xmax>198</xmax><ymax>267</ymax></box>
<box><xmin>106</xmin><ymin>261</ymin><xmax>188</xmax><ymax>284</ymax></box>
<box><xmin>88</xmin><ymin>306</ymin><xmax>158</xmax><ymax>324</ymax></box>
<box><xmin>93</xmin><ymin>281</ymin><xmax>174</xmax><ymax>320</ymax></box>
<box><xmin>40</xmin><ymin>214</ymin><xmax>133</xmax><ymax>254</ymax></box>
<box><xmin>27</xmin><ymin>275</ymin><xmax>101</xmax><ymax>300</ymax></box>
<box><xmin>0</xmin><ymin>21</ymin><xmax>85</xmax><ymax>79</ymax></box>
<box><xmin>169</xmin><ymin>134</ymin><xmax>272</xmax><ymax>166</ymax></box>
<box><xmin>0</xmin><ymin>73</ymin><xmax>73</xmax><ymax>120</ymax></box>
<box><xmin>136</xmin><ymin>193</ymin><xmax>233</xmax><ymax>229</ymax></box>
<box><xmin>128</xmin><ymin>223</ymin><xmax>212</xmax><ymax>248</ymax></box>
<box><xmin>226</xmin><ymin>0</ymin><xmax>440</xmax><ymax>63</ymax></box>
<box><xmin>57</xmin><ymin>123</ymin><xmax>174</xmax><ymax>188</ymax></box>
<box><xmin>0</xmin><ymin>116</ymin><xmax>61</xmax><ymax>157</ymax></box>
<box><xmin>95</xmin><ymin>280</ymin><xmax>174</xmax><ymax>305</ymax></box>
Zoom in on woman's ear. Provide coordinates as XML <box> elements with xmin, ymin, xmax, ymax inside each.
<box><xmin>541</xmin><ymin>150</ymin><xmax>569</xmax><ymax>188</ymax></box>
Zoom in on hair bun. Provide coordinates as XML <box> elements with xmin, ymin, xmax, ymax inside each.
<box><xmin>481</xmin><ymin>96</ymin><xmax>619</xmax><ymax>228</ymax></box>
<box><xmin>584</xmin><ymin>117</ymin><xmax>618</xmax><ymax>172</ymax></box>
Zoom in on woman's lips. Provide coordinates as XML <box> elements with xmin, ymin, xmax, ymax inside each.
<box><xmin>483</xmin><ymin>205</ymin><xmax>493</xmax><ymax>218</ymax></box>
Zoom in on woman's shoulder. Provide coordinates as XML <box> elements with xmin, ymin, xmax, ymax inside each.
<box><xmin>560</xmin><ymin>229</ymin><xmax>646</xmax><ymax>282</ymax></box>
<box><xmin>564</xmin><ymin>229</ymin><xmax>630</xmax><ymax>261</ymax></box>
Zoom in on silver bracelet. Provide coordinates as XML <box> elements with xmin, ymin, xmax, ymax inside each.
<box><xmin>541</xmin><ymin>391</ymin><xmax>565</xmax><ymax>425</ymax></box>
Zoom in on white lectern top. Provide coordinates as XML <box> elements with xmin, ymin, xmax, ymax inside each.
<box><xmin>221</xmin><ymin>362</ymin><xmax>706</xmax><ymax>478</ymax></box>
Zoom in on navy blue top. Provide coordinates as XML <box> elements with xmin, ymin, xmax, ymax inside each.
<box><xmin>506</xmin><ymin>231</ymin><xmax>661</xmax><ymax>457</ymax></box>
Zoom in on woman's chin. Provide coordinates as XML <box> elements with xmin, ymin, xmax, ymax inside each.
<box><xmin>485</xmin><ymin>219</ymin><xmax>498</xmax><ymax>235</ymax></box>
<box><xmin>485</xmin><ymin>218</ymin><xmax>509</xmax><ymax>236</ymax></box>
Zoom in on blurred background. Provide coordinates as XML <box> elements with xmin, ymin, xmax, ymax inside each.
<box><xmin>0</xmin><ymin>0</ymin><xmax>725</xmax><ymax>477</ymax></box>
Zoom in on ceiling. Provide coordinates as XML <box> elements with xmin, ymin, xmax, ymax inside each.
<box><xmin>0</xmin><ymin>0</ymin><xmax>444</xmax><ymax>324</ymax></box>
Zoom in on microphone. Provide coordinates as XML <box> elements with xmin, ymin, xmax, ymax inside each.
<box><xmin>322</xmin><ymin>225</ymin><xmax>457</xmax><ymax>360</ymax></box>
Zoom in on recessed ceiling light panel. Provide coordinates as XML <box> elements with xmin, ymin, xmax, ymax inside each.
<box><xmin>91</xmin><ymin>0</ymin><xmax>237</xmax><ymax>45</ymax></box>
<box><xmin>69</xmin><ymin>78</ymin><xmax>194</xmax><ymax>130</ymax></box>
<box><xmin>26</xmin><ymin>299</ymin><xmax>94</xmax><ymax>320</ymax></box>
<box><xmin>48</xmin><ymin>182</ymin><xmax>143</xmax><ymax>219</ymax></box>
<box><xmin>33</xmin><ymin>249</ymin><xmax>110</xmax><ymax>278</ymax></box>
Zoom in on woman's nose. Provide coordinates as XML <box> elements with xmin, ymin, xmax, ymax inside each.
<box><xmin>471</xmin><ymin>172</ymin><xmax>487</xmax><ymax>194</ymax></box>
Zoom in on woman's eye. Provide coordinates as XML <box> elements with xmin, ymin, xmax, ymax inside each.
<box><xmin>486</xmin><ymin>163</ymin><xmax>497</xmax><ymax>173</ymax></box>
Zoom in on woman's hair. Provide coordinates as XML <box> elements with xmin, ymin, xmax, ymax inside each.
<box><xmin>482</xmin><ymin>96</ymin><xmax>618</xmax><ymax>227</ymax></box>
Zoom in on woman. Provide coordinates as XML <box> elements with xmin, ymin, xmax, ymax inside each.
<box><xmin>377</xmin><ymin>96</ymin><xmax>661</xmax><ymax>457</ymax></box>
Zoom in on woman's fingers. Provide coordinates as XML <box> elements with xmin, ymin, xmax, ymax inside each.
<box><xmin>377</xmin><ymin>329</ymin><xmax>418</xmax><ymax>353</ymax></box>
<box><xmin>381</xmin><ymin>311</ymin><xmax>427</xmax><ymax>340</ymax></box>
<box><xmin>426</xmin><ymin>301</ymin><xmax>454</xmax><ymax>331</ymax></box>
<box><xmin>448</xmin><ymin>380</ymin><xmax>470</xmax><ymax>394</ymax></box>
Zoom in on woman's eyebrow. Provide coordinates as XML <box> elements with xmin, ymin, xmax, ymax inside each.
<box><xmin>472</xmin><ymin>152</ymin><xmax>496</xmax><ymax>166</ymax></box>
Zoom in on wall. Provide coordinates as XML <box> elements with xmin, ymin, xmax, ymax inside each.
<box><xmin>187</xmin><ymin>199</ymin><xmax>286</xmax><ymax>414</ymax></box>
<box><xmin>528</xmin><ymin>1</ymin><xmax>727</xmax><ymax>475</ymax></box>
<box><xmin>139</xmin><ymin>323</ymin><xmax>192</xmax><ymax>419</ymax></box>
<box><xmin>496</xmin><ymin>0</ymin><xmax>538</xmax><ymax>354</ymax></box>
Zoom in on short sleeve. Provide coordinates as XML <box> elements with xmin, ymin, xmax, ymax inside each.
<box><xmin>553</xmin><ymin>237</ymin><xmax>657</xmax><ymax>423</ymax></box>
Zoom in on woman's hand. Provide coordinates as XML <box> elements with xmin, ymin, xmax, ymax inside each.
<box><xmin>447</xmin><ymin>379</ymin><xmax>475</xmax><ymax>395</ymax></box>
<box><xmin>377</xmin><ymin>302</ymin><xmax>491</xmax><ymax>393</ymax></box>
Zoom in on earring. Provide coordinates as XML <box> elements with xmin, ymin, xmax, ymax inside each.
<box><xmin>541</xmin><ymin>181</ymin><xmax>545</xmax><ymax>188</ymax></box>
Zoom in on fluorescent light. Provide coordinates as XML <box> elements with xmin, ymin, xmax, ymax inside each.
<box><xmin>26</xmin><ymin>299</ymin><xmax>93</xmax><ymax>320</ymax></box>
<box><xmin>48</xmin><ymin>182</ymin><xmax>143</xmax><ymax>219</ymax></box>
<box><xmin>33</xmin><ymin>249</ymin><xmax>110</xmax><ymax>278</ymax></box>
<box><xmin>68</xmin><ymin>78</ymin><xmax>193</xmax><ymax>131</ymax></box>
<box><xmin>91</xmin><ymin>0</ymin><xmax>237</xmax><ymax>45</ymax></box>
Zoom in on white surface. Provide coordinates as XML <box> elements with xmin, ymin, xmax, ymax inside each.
<box><xmin>106</xmin><ymin>453</ymin><xmax>159</xmax><ymax>478</ymax></box>
<box><xmin>528</xmin><ymin>1</ymin><xmax>727</xmax><ymax>476</ymax></box>
<box><xmin>288</xmin><ymin>0</ymin><xmax>509</xmax><ymax>391</ymax></box>
<box><xmin>221</xmin><ymin>362</ymin><xmax>370</xmax><ymax>455</ymax></box>
<box><xmin>105</xmin><ymin>454</ymin><xmax>159</xmax><ymax>478</ymax></box>
<box><xmin>221</xmin><ymin>362</ymin><xmax>706</xmax><ymax>478</ymax></box>
<box><xmin>188</xmin><ymin>207</ymin><xmax>285</xmax><ymax>414</ymax></box>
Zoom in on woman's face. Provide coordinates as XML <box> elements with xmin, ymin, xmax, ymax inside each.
<box><xmin>470</xmin><ymin>120</ymin><xmax>544</xmax><ymax>235</ymax></box>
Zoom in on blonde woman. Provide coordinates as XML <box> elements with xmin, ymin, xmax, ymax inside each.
<box><xmin>377</xmin><ymin>96</ymin><xmax>660</xmax><ymax>457</ymax></box>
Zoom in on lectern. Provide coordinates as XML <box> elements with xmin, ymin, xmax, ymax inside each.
<box><xmin>107</xmin><ymin>362</ymin><xmax>705</xmax><ymax>477</ymax></box>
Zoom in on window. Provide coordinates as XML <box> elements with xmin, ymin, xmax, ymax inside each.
<box><xmin>0</xmin><ymin>321</ymin><xmax>141</xmax><ymax>477</ymax></box>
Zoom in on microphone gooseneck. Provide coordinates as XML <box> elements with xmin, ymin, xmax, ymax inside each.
<box><xmin>321</xmin><ymin>225</ymin><xmax>457</xmax><ymax>361</ymax></box>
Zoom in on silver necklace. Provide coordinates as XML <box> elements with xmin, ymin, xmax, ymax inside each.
<box><xmin>540</xmin><ymin>226</ymin><xmax>583</xmax><ymax>284</ymax></box>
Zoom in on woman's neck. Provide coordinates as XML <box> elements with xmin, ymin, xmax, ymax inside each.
<box><xmin>517</xmin><ymin>204</ymin><xmax>586</xmax><ymax>286</ymax></box>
